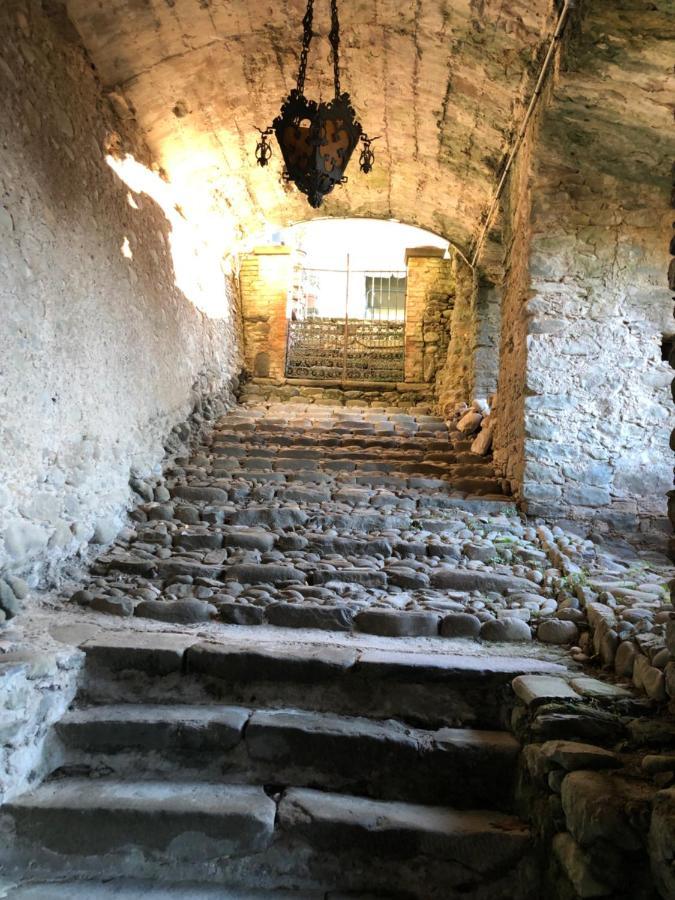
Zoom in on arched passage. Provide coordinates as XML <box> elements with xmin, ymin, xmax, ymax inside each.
<box><xmin>237</xmin><ymin>217</ymin><xmax>456</xmax><ymax>389</ymax></box>
<box><xmin>65</xmin><ymin>0</ymin><xmax>556</xmax><ymax>253</ymax></box>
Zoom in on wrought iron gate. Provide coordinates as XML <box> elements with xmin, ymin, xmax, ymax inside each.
<box><xmin>285</xmin><ymin>261</ymin><xmax>406</xmax><ymax>383</ymax></box>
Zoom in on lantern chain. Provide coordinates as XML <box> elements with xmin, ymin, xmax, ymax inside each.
<box><xmin>296</xmin><ymin>0</ymin><xmax>315</xmax><ymax>95</ymax></box>
<box><xmin>329</xmin><ymin>0</ymin><xmax>341</xmax><ymax>98</ymax></box>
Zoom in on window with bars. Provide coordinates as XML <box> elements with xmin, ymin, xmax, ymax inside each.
<box><xmin>364</xmin><ymin>274</ymin><xmax>407</xmax><ymax>320</ymax></box>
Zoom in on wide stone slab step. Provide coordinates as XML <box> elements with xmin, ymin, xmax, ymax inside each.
<box><xmin>56</xmin><ymin>703</ymin><xmax>250</xmax><ymax>753</ymax></box>
<box><xmin>56</xmin><ymin>704</ymin><xmax>520</xmax><ymax>808</ymax></box>
<box><xmin>278</xmin><ymin>788</ymin><xmax>530</xmax><ymax>873</ymax></box>
<box><xmin>81</xmin><ymin>632</ymin><xmax>565</xmax><ymax>728</ymax></box>
<box><xmin>4</xmin><ymin>885</ymin><xmax>326</xmax><ymax>899</ymax></box>
<box><xmin>5</xmin><ymin>779</ymin><xmax>276</xmax><ymax>857</ymax></box>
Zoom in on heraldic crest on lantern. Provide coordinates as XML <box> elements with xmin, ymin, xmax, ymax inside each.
<box><xmin>255</xmin><ymin>0</ymin><xmax>377</xmax><ymax>209</ymax></box>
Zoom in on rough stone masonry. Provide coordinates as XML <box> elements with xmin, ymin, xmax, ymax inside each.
<box><xmin>1</xmin><ymin>1</ymin><xmax>675</xmax><ymax>899</ymax></box>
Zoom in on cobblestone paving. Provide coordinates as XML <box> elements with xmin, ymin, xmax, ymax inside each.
<box><xmin>62</xmin><ymin>401</ymin><xmax>672</xmax><ymax>661</ymax></box>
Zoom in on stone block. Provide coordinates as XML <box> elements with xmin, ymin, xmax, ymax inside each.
<box><xmin>570</xmin><ymin>676</ymin><xmax>632</xmax><ymax>701</ymax></box>
<box><xmin>171</xmin><ymin>486</ymin><xmax>228</xmax><ymax>504</ymax></box>
<box><xmin>215</xmin><ymin>602</ymin><xmax>265</xmax><ymax>626</ymax></box>
<box><xmin>90</xmin><ymin>595</ymin><xmax>134</xmax><ymax>617</ymax></box>
<box><xmin>278</xmin><ymin>787</ymin><xmax>529</xmax><ymax>871</ymax></box>
<box><xmin>540</xmin><ymin>740</ymin><xmax>620</xmax><ymax>772</ymax></box>
<box><xmin>84</xmin><ymin>628</ymin><xmax>197</xmax><ymax>673</ymax></box>
<box><xmin>265</xmin><ymin>603</ymin><xmax>354</xmax><ymax>632</ymax></box>
<box><xmin>187</xmin><ymin>640</ymin><xmax>357</xmax><ymax>683</ymax></box>
<box><xmin>615</xmin><ymin>640</ymin><xmax>638</xmax><ymax>677</ymax></box>
<box><xmin>512</xmin><ymin>675</ymin><xmax>579</xmax><ymax>706</ymax></box>
<box><xmin>354</xmin><ymin>609</ymin><xmax>440</xmax><ymax>638</ymax></box>
<box><xmin>552</xmin><ymin>832</ymin><xmax>612</xmax><ymax>898</ymax></box>
<box><xmin>561</xmin><ymin>771</ymin><xmax>650</xmax><ymax>852</ymax></box>
<box><xmin>312</xmin><ymin>569</ymin><xmax>387</xmax><ymax>588</ymax></box>
<box><xmin>225</xmin><ymin>563</ymin><xmax>306</xmax><ymax>585</ymax></box>
<box><xmin>538</xmin><ymin>619</ymin><xmax>579</xmax><ymax>645</ymax></box>
<box><xmin>480</xmin><ymin>617</ymin><xmax>532</xmax><ymax>643</ymax></box>
<box><xmin>649</xmin><ymin>787</ymin><xmax>675</xmax><ymax>900</ymax></box>
<box><xmin>134</xmin><ymin>599</ymin><xmax>216</xmax><ymax>624</ymax></box>
<box><xmin>7</xmin><ymin>780</ymin><xmax>276</xmax><ymax>857</ymax></box>
<box><xmin>384</xmin><ymin>567</ymin><xmax>431</xmax><ymax>590</ymax></box>
<box><xmin>439</xmin><ymin>612</ymin><xmax>481</xmax><ymax>639</ymax></box>
<box><xmin>222</xmin><ymin>529</ymin><xmax>276</xmax><ymax>552</ymax></box>
<box><xmin>58</xmin><ymin>704</ymin><xmax>249</xmax><ymax>753</ymax></box>
<box><xmin>430</xmin><ymin>568</ymin><xmax>536</xmax><ymax>594</ymax></box>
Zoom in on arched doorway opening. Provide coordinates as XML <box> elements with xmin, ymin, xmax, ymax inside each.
<box><xmin>238</xmin><ymin>218</ymin><xmax>453</xmax><ymax>388</ymax></box>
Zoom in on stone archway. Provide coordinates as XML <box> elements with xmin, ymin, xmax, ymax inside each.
<box><xmin>64</xmin><ymin>0</ymin><xmax>557</xmax><ymax>254</ymax></box>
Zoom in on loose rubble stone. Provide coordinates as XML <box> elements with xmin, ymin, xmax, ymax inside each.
<box><xmin>649</xmin><ymin>788</ymin><xmax>675</xmax><ymax>899</ymax></box>
<box><xmin>90</xmin><ymin>596</ymin><xmax>134</xmax><ymax>617</ymax></box>
<box><xmin>512</xmin><ymin>675</ymin><xmax>580</xmax><ymax>706</ymax></box>
<box><xmin>540</xmin><ymin>740</ymin><xmax>620</xmax><ymax>771</ymax></box>
<box><xmin>561</xmin><ymin>771</ymin><xmax>650</xmax><ymax>852</ymax></box>
<box><xmin>552</xmin><ymin>832</ymin><xmax>612</xmax><ymax>898</ymax></box>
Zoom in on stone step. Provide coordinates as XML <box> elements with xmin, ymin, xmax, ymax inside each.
<box><xmin>80</xmin><ymin>632</ymin><xmax>566</xmax><ymax>728</ymax></box>
<box><xmin>218</xmin><ymin>505</ymin><xmax>513</xmax><ymax>530</ymax></box>
<box><xmin>56</xmin><ymin>704</ymin><xmax>519</xmax><ymax>809</ymax></box>
<box><xmin>5</xmin><ymin>779</ymin><xmax>276</xmax><ymax>857</ymax></box>
<box><xmin>131</xmin><ymin>522</ymin><xmax>514</xmax><ymax>562</ymax></box>
<box><xmin>212</xmin><ymin>448</ymin><xmax>433</xmax><ymax>463</ymax></box>
<box><xmin>193</xmin><ymin>470</ymin><xmax>501</xmax><ymax>495</ymax></box>
<box><xmin>3</xmin><ymin>780</ymin><xmax>530</xmax><ymax>897</ymax></box>
<box><xmin>4</xmin><ymin>884</ymin><xmax>330</xmax><ymax>899</ymax></box>
<box><xmin>99</xmin><ymin>552</ymin><xmax>530</xmax><ymax>596</ymax></box>
<box><xmin>211</xmin><ymin>435</ymin><xmax>451</xmax><ymax>451</ymax></box>
<box><xmin>278</xmin><ymin>788</ymin><xmax>530</xmax><ymax>878</ymax></box>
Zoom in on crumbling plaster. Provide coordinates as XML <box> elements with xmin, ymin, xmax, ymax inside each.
<box><xmin>0</xmin><ymin>0</ymin><xmax>241</xmax><ymax>584</ymax></box>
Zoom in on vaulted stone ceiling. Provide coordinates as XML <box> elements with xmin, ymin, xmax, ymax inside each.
<box><xmin>66</xmin><ymin>0</ymin><xmax>555</xmax><ymax>251</ymax></box>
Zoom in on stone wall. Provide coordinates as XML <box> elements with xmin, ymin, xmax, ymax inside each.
<box><xmin>239</xmin><ymin>247</ymin><xmax>293</xmax><ymax>381</ymax></box>
<box><xmin>520</xmin><ymin>125</ymin><xmax>673</xmax><ymax>530</ymax></box>
<box><xmin>0</xmin><ymin>1</ymin><xmax>240</xmax><ymax>588</ymax></box>
<box><xmin>404</xmin><ymin>253</ymin><xmax>455</xmax><ymax>384</ymax></box>
<box><xmin>435</xmin><ymin>257</ymin><xmax>478</xmax><ymax>413</ymax></box>
<box><xmin>668</xmin><ymin>163</ymin><xmax>675</xmax><ymax>553</ymax></box>
<box><xmin>491</xmin><ymin>112</ymin><xmax>539</xmax><ymax>506</ymax></box>
<box><xmin>472</xmin><ymin>278</ymin><xmax>502</xmax><ymax>401</ymax></box>
<box><xmin>491</xmin><ymin>4</ymin><xmax>674</xmax><ymax>532</ymax></box>
<box><xmin>0</xmin><ymin>638</ymin><xmax>83</xmax><ymax>804</ymax></box>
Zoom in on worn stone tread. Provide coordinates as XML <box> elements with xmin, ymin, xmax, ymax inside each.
<box><xmin>57</xmin><ymin>704</ymin><xmax>251</xmax><ymax>751</ymax></box>
<box><xmin>83</xmin><ymin>634</ymin><xmax>565</xmax><ymax>684</ymax></box>
<box><xmin>278</xmin><ymin>788</ymin><xmax>530</xmax><ymax>870</ymax></box>
<box><xmin>5</xmin><ymin>885</ymin><xmax>323</xmax><ymax>899</ymax></box>
<box><xmin>6</xmin><ymin>780</ymin><xmax>276</xmax><ymax>856</ymax></box>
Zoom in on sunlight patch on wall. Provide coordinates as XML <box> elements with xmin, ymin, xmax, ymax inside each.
<box><xmin>106</xmin><ymin>153</ymin><xmax>236</xmax><ymax>320</ymax></box>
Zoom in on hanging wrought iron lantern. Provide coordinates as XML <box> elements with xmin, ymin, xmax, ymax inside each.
<box><xmin>255</xmin><ymin>0</ymin><xmax>376</xmax><ymax>209</ymax></box>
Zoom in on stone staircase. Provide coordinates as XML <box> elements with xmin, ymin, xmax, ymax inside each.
<box><xmin>0</xmin><ymin>401</ymin><xmax>572</xmax><ymax>897</ymax></box>
<box><xmin>0</xmin><ymin>627</ymin><xmax>566</xmax><ymax>898</ymax></box>
<box><xmin>72</xmin><ymin>402</ymin><xmax>556</xmax><ymax>641</ymax></box>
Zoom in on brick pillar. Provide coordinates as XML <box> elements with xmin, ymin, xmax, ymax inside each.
<box><xmin>404</xmin><ymin>249</ymin><xmax>454</xmax><ymax>383</ymax></box>
<box><xmin>239</xmin><ymin>246</ymin><xmax>292</xmax><ymax>380</ymax></box>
